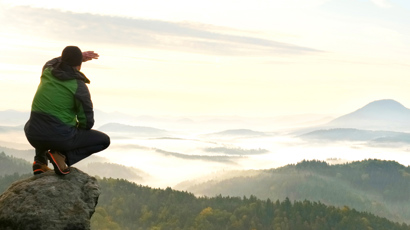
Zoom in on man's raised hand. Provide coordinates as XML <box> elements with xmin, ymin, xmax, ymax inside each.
<box><xmin>82</xmin><ymin>51</ymin><xmax>99</xmax><ymax>62</ymax></box>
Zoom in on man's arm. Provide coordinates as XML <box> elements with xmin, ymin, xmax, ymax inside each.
<box><xmin>75</xmin><ymin>81</ymin><xmax>94</xmax><ymax>130</ymax></box>
<box><xmin>42</xmin><ymin>51</ymin><xmax>98</xmax><ymax>71</ymax></box>
<box><xmin>74</xmin><ymin>51</ymin><xmax>99</xmax><ymax>129</ymax></box>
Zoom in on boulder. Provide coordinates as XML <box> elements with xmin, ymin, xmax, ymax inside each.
<box><xmin>0</xmin><ymin>168</ymin><xmax>100</xmax><ymax>230</ymax></box>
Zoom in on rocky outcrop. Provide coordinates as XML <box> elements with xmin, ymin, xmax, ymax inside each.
<box><xmin>0</xmin><ymin>168</ymin><xmax>100</xmax><ymax>230</ymax></box>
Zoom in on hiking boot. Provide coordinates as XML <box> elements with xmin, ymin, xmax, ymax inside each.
<box><xmin>32</xmin><ymin>161</ymin><xmax>52</xmax><ymax>175</ymax></box>
<box><xmin>46</xmin><ymin>151</ymin><xmax>70</xmax><ymax>175</ymax></box>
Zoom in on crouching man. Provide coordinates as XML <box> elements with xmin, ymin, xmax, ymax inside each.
<box><xmin>24</xmin><ymin>46</ymin><xmax>110</xmax><ymax>175</ymax></box>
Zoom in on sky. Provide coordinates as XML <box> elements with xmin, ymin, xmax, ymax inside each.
<box><xmin>0</xmin><ymin>0</ymin><xmax>410</xmax><ymax>118</ymax></box>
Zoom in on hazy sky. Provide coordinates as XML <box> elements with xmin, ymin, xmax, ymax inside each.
<box><xmin>1</xmin><ymin>0</ymin><xmax>410</xmax><ymax>117</ymax></box>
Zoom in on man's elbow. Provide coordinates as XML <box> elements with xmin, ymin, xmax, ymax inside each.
<box><xmin>86</xmin><ymin>119</ymin><xmax>95</xmax><ymax>130</ymax></box>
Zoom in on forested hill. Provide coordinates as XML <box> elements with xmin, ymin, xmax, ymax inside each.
<box><xmin>1</xmin><ymin>152</ymin><xmax>410</xmax><ymax>229</ymax></box>
<box><xmin>92</xmin><ymin>178</ymin><xmax>410</xmax><ymax>230</ymax></box>
<box><xmin>0</xmin><ymin>151</ymin><xmax>31</xmax><ymax>176</ymax></box>
<box><xmin>1</xmin><ymin>168</ymin><xmax>408</xmax><ymax>229</ymax></box>
<box><xmin>185</xmin><ymin>159</ymin><xmax>410</xmax><ymax>224</ymax></box>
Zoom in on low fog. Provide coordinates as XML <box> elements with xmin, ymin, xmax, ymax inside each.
<box><xmin>96</xmin><ymin>128</ymin><xmax>410</xmax><ymax>188</ymax></box>
<box><xmin>2</xmin><ymin>100</ymin><xmax>410</xmax><ymax>188</ymax></box>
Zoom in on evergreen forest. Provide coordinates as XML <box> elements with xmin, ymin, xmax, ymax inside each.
<box><xmin>0</xmin><ymin>151</ymin><xmax>409</xmax><ymax>229</ymax></box>
<box><xmin>184</xmin><ymin>159</ymin><xmax>410</xmax><ymax>224</ymax></box>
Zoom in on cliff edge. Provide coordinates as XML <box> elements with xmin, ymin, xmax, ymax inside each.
<box><xmin>0</xmin><ymin>167</ymin><xmax>100</xmax><ymax>230</ymax></box>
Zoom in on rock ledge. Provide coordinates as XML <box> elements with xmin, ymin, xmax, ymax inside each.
<box><xmin>0</xmin><ymin>167</ymin><xmax>100</xmax><ymax>230</ymax></box>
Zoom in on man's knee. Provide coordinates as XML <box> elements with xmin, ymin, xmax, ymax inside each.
<box><xmin>102</xmin><ymin>132</ymin><xmax>110</xmax><ymax>149</ymax></box>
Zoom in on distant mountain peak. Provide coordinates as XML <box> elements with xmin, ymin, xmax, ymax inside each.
<box><xmin>326</xmin><ymin>99</ymin><xmax>410</xmax><ymax>131</ymax></box>
<box><xmin>358</xmin><ymin>99</ymin><xmax>408</xmax><ymax>112</ymax></box>
<box><xmin>343</xmin><ymin>99</ymin><xmax>410</xmax><ymax>117</ymax></box>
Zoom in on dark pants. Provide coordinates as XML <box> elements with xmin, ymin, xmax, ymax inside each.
<box><xmin>28</xmin><ymin>129</ymin><xmax>110</xmax><ymax>166</ymax></box>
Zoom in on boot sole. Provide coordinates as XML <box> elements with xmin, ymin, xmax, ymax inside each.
<box><xmin>33</xmin><ymin>169</ymin><xmax>45</xmax><ymax>175</ymax></box>
<box><xmin>46</xmin><ymin>151</ymin><xmax>70</xmax><ymax>175</ymax></box>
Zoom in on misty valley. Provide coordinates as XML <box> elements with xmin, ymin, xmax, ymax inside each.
<box><xmin>2</xmin><ymin>99</ymin><xmax>410</xmax><ymax>228</ymax></box>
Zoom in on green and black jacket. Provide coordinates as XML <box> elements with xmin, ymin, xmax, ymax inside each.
<box><xmin>24</xmin><ymin>57</ymin><xmax>94</xmax><ymax>141</ymax></box>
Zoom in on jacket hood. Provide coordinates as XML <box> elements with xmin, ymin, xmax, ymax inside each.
<box><xmin>47</xmin><ymin>58</ymin><xmax>90</xmax><ymax>84</ymax></box>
